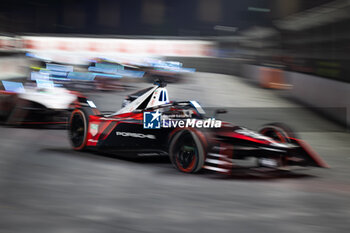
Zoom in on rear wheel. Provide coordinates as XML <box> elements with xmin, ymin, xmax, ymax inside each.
<box><xmin>169</xmin><ymin>130</ymin><xmax>205</xmax><ymax>173</ymax></box>
<box><xmin>69</xmin><ymin>107</ymin><xmax>95</xmax><ymax>151</ymax></box>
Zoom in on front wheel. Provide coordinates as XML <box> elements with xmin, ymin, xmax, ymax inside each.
<box><xmin>168</xmin><ymin>130</ymin><xmax>206</xmax><ymax>173</ymax></box>
<box><xmin>258</xmin><ymin>122</ymin><xmax>296</xmax><ymax>143</ymax></box>
<box><xmin>258</xmin><ymin>123</ymin><xmax>297</xmax><ymax>168</ymax></box>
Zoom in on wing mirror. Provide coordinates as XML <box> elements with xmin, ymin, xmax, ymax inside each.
<box><xmin>214</xmin><ymin>109</ymin><xmax>227</xmax><ymax>119</ymax></box>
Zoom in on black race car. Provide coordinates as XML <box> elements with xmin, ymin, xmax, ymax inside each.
<box><xmin>68</xmin><ymin>81</ymin><xmax>328</xmax><ymax>175</ymax></box>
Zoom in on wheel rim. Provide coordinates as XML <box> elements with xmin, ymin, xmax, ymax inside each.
<box><xmin>261</xmin><ymin>128</ymin><xmax>287</xmax><ymax>143</ymax></box>
<box><xmin>174</xmin><ymin>132</ymin><xmax>198</xmax><ymax>172</ymax></box>
<box><xmin>70</xmin><ymin>112</ymin><xmax>85</xmax><ymax>148</ymax></box>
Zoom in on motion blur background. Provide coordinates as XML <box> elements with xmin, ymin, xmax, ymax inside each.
<box><xmin>1</xmin><ymin>1</ymin><xmax>350</xmax><ymax>233</ymax></box>
<box><xmin>1</xmin><ymin>0</ymin><xmax>350</xmax><ymax>124</ymax></box>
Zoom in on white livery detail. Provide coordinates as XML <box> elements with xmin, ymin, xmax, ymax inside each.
<box><xmin>19</xmin><ymin>87</ymin><xmax>77</xmax><ymax>110</ymax></box>
<box><xmin>115</xmin><ymin>85</ymin><xmax>169</xmax><ymax>115</ymax></box>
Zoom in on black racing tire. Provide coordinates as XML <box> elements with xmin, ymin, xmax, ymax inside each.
<box><xmin>5</xmin><ymin>100</ymin><xmax>28</xmax><ymax>126</ymax></box>
<box><xmin>68</xmin><ymin>107</ymin><xmax>96</xmax><ymax>151</ymax></box>
<box><xmin>5</xmin><ymin>104</ymin><xmax>21</xmax><ymax>125</ymax></box>
<box><xmin>169</xmin><ymin>129</ymin><xmax>206</xmax><ymax>173</ymax></box>
<box><xmin>258</xmin><ymin>122</ymin><xmax>296</xmax><ymax>143</ymax></box>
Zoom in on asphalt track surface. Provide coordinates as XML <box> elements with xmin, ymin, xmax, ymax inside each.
<box><xmin>1</xmin><ymin>73</ymin><xmax>350</xmax><ymax>233</ymax></box>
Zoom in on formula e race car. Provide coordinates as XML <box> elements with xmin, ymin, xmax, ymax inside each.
<box><xmin>0</xmin><ymin>81</ymin><xmax>94</xmax><ymax>127</ymax></box>
<box><xmin>68</xmin><ymin>81</ymin><xmax>328</xmax><ymax>175</ymax></box>
<box><xmin>90</xmin><ymin>57</ymin><xmax>194</xmax><ymax>83</ymax></box>
<box><xmin>30</xmin><ymin>62</ymin><xmax>128</xmax><ymax>92</ymax></box>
